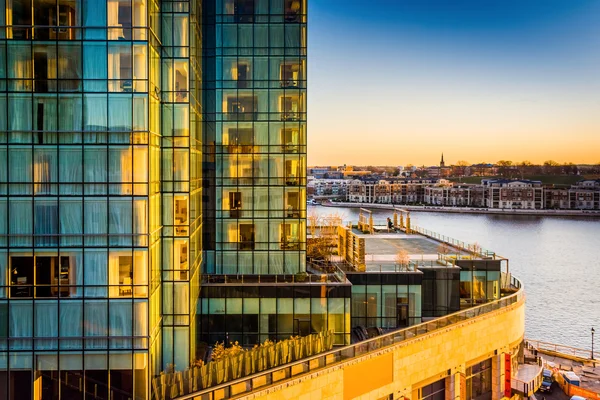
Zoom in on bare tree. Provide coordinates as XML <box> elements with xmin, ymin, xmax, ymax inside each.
<box><xmin>454</xmin><ymin>160</ymin><xmax>469</xmax><ymax>177</ymax></box>
<box><xmin>496</xmin><ymin>160</ymin><xmax>513</xmax><ymax>177</ymax></box>
<box><xmin>543</xmin><ymin>160</ymin><xmax>560</xmax><ymax>175</ymax></box>
<box><xmin>437</xmin><ymin>243</ymin><xmax>451</xmax><ymax>255</ymax></box>
<box><xmin>395</xmin><ymin>250</ymin><xmax>411</xmax><ymax>271</ymax></box>
<box><xmin>517</xmin><ymin>160</ymin><xmax>533</xmax><ymax>179</ymax></box>
<box><xmin>307</xmin><ymin>212</ymin><xmax>343</xmax><ymax>265</ymax></box>
<box><xmin>469</xmin><ymin>242</ymin><xmax>481</xmax><ymax>256</ymax></box>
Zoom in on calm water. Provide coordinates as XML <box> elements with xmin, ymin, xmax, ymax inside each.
<box><xmin>310</xmin><ymin>205</ymin><xmax>600</xmax><ymax>350</ymax></box>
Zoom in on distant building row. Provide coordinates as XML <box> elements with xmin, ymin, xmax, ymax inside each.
<box><xmin>343</xmin><ymin>179</ymin><xmax>600</xmax><ymax>210</ymax></box>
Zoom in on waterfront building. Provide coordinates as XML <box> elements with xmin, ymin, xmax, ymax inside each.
<box><xmin>347</xmin><ymin>178</ymin><xmax>439</xmax><ymax>204</ymax></box>
<box><xmin>424</xmin><ymin>183</ymin><xmax>487</xmax><ymax>207</ymax></box>
<box><xmin>0</xmin><ymin>0</ymin><xmax>201</xmax><ymax>397</ymax></box>
<box><xmin>567</xmin><ymin>179</ymin><xmax>600</xmax><ymax>210</ymax></box>
<box><xmin>345</xmin><ymin>177</ymin><xmax>600</xmax><ymax>211</ymax></box>
<box><xmin>544</xmin><ymin>187</ymin><xmax>571</xmax><ymax>210</ymax></box>
<box><xmin>170</xmin><ymin>219</ymin><xmax>530</xmax><ymax>400</ymax></box>
<box><xmin>482</xmin><ymin>179</ymin><xmax>544</xmax><ymax>210</ymax></box>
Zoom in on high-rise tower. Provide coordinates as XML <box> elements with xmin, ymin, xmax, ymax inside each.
<box><xmin>202</xmin><ymin>0</ymin><xmax>307</xmax><ymax>275</ymax></box>
<box><xmin>0</xmin><ymin>0</ymin><xmax>201</xmax><ymax>397</ymax></box>
<box><xmin>197</xmin><ymin>1</ymin><xmax>352</xmax><ymax>349</ymax></box>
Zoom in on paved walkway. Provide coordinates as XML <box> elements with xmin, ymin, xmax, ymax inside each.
<box><xmin>516</xmin><ymin>364</ymin><xmax>542</xmax><ymax>382</ymax></box>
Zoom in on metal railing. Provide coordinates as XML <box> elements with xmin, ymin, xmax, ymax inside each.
<box><xmin>340</xmin><ymin>263</ymin><xmax>420</xmax><ymax>273</ymax></box>
<box><xmin>307</xmin><ymin>260</ymin><xmax>348</xmax><ymax>283</ymax></box>
<box><xmin>175</xmin><ymin>276</ymin><xmax>523</xmax><ymax>400</ymax></box>
<box><xmin>512</xmin><ymin>374</ymin><xmax>543</xmax><ymax>397</ymax></box>
<box><xmin>411</xmin><ymin>225</ymin><xmax>497</xmax><ymax>259</ymax></box>
<box><xmin>512</xmin><ymin>352</ymin><xmax>544</xmax><ymax>396</ymax></box>
<box><xmin>345</xmin><ymin>219</ymin><xmax>496</xmax><ymax>260</ymax></box>
<box><xmin>526</xmin><ymin>339</ymin><xmax>596</xmax><ymax>361</ymax></box>
<box><xmin>202</xmin><ymin>271</ymin><xmax>348</xmax><ymax>285</ymax></box>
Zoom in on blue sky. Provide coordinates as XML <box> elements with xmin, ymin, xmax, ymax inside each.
<box><xmin>307</xmin><ymin>0</ymin><xmax>600</xmax><ymax>166</ymax></box>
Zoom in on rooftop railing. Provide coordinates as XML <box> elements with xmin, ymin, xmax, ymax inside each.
<box><xmin>410</xmin><ymin>225</ymin><xmax>497</xmax><ymax>259</ymax></box>
<box><xmin>345</xmin><ymin>219</ymin><xmax>497</xmax><ymax>260</ymax></box>
<box><xmin>525</xmin><ymin>339</ymin><xmax>596</xmax><ymax>361</ymax></box>
<box><xmin>175</xmin><ymin>274</ymin><xmax>523</xmax><ymax>400</ymax></box>
<box><xmin>201</xmin><ymin>271</ymin><xmax>348</xmax><ymax>286</ymax></box>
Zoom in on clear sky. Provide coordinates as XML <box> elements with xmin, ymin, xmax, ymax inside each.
<box><xmin>307</xmin><ymin>0</ymin><xmax>600</xmax><ymax>166</ymax></box>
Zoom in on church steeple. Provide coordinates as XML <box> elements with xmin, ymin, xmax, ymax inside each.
<box><xmin>440</xmin><ymin>153</ymin><xmax>445</xmax><ymax>168</ymax></box>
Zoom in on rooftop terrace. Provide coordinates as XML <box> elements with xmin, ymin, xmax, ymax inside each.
<box><xmin>169</xmin><ymin>273</ymin><xmax>524</xmax><ymax>400</ymax></box>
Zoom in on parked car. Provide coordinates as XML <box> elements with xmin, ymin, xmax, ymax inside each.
<box><xmin>539</xmin><ymin>369</ymin><xmax>553</xmax><ymax>393</ymax></box>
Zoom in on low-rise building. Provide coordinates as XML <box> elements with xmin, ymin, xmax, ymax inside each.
<box><xmin>568</xmin><ymin>179</ymin><xmax>600</xmax><ymax>210</ymax></box>
<box><xmin>308</xmin><ymin>179</ymin><xmax>350</xmax><ymax>198</ymax></box>
<box><xmin>545</xmin><ymin>187</ymin><xmax>570</xmax><ymax>209</ymax></box>
<box><xmin>347</xmin><ymin>178</ymin><xmax>439</xmax><ymax>204</ymax></box>
<box><xmin>425</xmin><ymin>183</ymin><xmax>474</xmax><ymax>206</ymax></box>
<box><xmin>345</xmin><ymin>177</ymin><xmax>600</xmax><ymax>211</ymax></box>
<box><xmin>483</xmin><ymin>179</ymin><xmax>544</xmax><ymax>209</ymax></box>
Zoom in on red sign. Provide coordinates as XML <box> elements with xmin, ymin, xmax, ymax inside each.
<box><xmin>504</xmin><ymin>354</ymin><xmax>512</xmax><ymax>398</ymax></box>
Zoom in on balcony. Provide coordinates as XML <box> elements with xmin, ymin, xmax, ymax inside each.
<box><xmin>285</xmin><ymin>176</ymin><xmax>299</xmax><ymax>186</ymax></box>
<box><xmin>280</xmin><ymin>238</ymin><xmax>300</xmax><ymax>250</ymax></box>
<box><xmin>225</xmin><ymin>144</ymin><xmax>254</xmax><ymax>154</ymax></box>
<box><xmin>281</xmin><ymin>111</ymin><xmax>299</xmax><ymax>122</ymax></box>
<box><xmin>227</xmin><ymin>112</ymin><xmax>257</xmax><ymax>121</ymax></box>
<box><xmin>282</xmin><ymin>144</ymin><xmax>300</xmax><ymax>153</ymax></box>
<box><xmin>280</xmin><ymin>79</ymin><xmax>299</xmax><ymax>88</ymax></box>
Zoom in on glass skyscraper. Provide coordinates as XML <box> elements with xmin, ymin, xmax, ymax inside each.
<box><xmin>1</xmin><ymin>0</ymin><xmax>309</xmax><ymax>397</ymax></box>
<box><xmin>201</xmin><ymin>0</ymin><xmax>307</xmax><ymax>275</ymax></box>
<box><xmin>1</xmin><ymin>2</ymin><xmax>502</xmax><ymax>399</ymax></box>
<box><xmin>0</xmin><ymin>0</ymin><xmax>201</xmax><ymax>397</ymax></box>
<box><xmin>197</xmin><ymin>0</ymin><xmax>316</xmax><ymax>348</ymax></box>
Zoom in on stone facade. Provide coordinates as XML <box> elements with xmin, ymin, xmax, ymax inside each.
<box><xmin>234</xmin><ymin>295</ymin><xmax>525</xmax><ymax>400</ymax></box>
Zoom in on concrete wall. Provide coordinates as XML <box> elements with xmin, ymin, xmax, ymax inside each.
<box><xmin>235</xmin><ymin>297</ymin><xmax>525</xmax><ymax>400</ymax></box>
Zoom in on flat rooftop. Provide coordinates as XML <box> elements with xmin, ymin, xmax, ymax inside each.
<box><xmin>349</xmin><ymin>230</ymin><xmax>473</xmax><ymax>272</ymax></box>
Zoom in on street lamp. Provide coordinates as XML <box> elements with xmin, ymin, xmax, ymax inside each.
<box><xmin>592</xmin><ymin>327</ymin><xmax>595</xmax><ymax>360</ymax></box>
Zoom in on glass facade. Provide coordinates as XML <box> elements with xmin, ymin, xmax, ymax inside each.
<box><xmin>466</xmin><ymin>358</ymin><xmax>493</xmax><ymax>400</ymax></box>
<box><xmin>347</xmin><ymin>273</ymin><xmax>423</xmax><ymax>330</ymax></box>
<box><xmin>1</xmin><ymin>0</ymin><xmax>512</xmax><ymax>397</ymax></box>
<box><xmin>456</xmin><ymin>260</ymin><xmax>501</xmax><ymax>308</ymax></box>
<box><xmin>202</xmin><ymin>0</ymin><xmax>307</xmax><ymax>274</ymax></box>
<box><xmin>421</xmin><ymin>267</ymin><xmax>460</xmax><ymax>318</ymax></box>
<box><xmin>418</xmin><ymin>378</ymin><xmax>446</xmax><ymax>400</ymax></box>
<box><xmin>198</xmin><ymin>283</ymin><xmax>351</xmax><ymax>346</ymax></box>
<box><xmin>0</xmin><ymin>0</ymin><xmax>201</xmax><ymax>397</ymax></box>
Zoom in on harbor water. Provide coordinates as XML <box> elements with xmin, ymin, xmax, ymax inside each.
<box><xmin>310</xmin><ymin>205</ymin><xmax>600</xmax><ymax>350</ymax></box>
